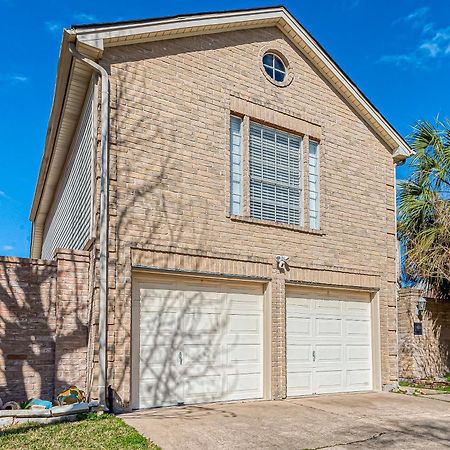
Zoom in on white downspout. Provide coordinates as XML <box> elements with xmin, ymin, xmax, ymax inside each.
<box><xmin>68</xmin><ymin>42</ymin><xmax>109</xmax><ymax>407</ymax></box>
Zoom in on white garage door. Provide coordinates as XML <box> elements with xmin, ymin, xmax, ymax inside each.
<box><xmin>287</xmin><ymin>292</ymin><xmax>372</xmax><ymax>396</ymax></box>
<box><xmin>132</xmin><ymin>277</ymin><xmax>264</xmax><ymax>409</ymax></box>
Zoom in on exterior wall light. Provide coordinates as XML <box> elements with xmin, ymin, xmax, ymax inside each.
<box><xmin>416</xmin><ymin>296</ymin><xmax>427</xmax><ymax>315</ymax></box>
<box><xmin>276</xmin><ymin>255</ymin><xmax>289</xmax><ymax>271</ymax></box>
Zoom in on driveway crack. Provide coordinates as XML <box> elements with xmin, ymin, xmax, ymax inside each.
<box><xmin>305</xmin><ymin>431</ymin><xmax>394</xmax><ymax>449</ymax></box>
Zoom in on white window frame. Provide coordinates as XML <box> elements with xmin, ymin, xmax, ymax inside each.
<box><xmin>229</xmin><ymin>115</ymin><xmax>321</xmax><ymax>231</ymax></box>
<box><xmin>308</xmin><ymin>140</ymin><xmax>320</xmax><ymax>230</ymax></box>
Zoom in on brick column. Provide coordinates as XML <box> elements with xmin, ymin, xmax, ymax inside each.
<box><xmin>271</xmin><ymin>265</ymin><xmax>286</xmax><ymax>399</ymax></box>
<box><xmin>54</xmin><ymin>249</ymin><xmax>90</xmax><ymax>397</ymax></box>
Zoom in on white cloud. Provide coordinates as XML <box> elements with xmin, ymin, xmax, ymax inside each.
<box><xmin>381</xmin><ymin>8</ymin><xmax>450</xmax><ymax>68</ymax></box>
<box><xmin>0</xmin><ymin>190</ymin><xmax>6</xmax><ymax>197</ymax></box>
<box><xmin>420</xmin><ymin>42</ymin><xmax>440</xmax><ymax>57</ymax></box>
<box><xmin>378</xmin><ymin>53</ymin><xmax>421</xmax><ymax>67</ymax></box>
<box><xmin>2</xmin><ymin>245</ymin><xmax>14</xmax><ymax>251</ymax></box>
<box><xmin>45</xmin><ymin>21</ymin><xmax>62</xmax><ymax>34</ymax></box>
<box><xmin>404</xmin><ymin>6</ymin><xmax>430</xmax><ymax>23</ymax></box>
<box><xmin>74</xmin><ymin>13</ymin><xmax>97</xmax><ymax>23</ymax></box>
<box><xmin>0</xmin><ymin>74</ymin><xmax>28</xmax><ymax>85</ymax></box>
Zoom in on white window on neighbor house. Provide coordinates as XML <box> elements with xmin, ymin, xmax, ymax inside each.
<box><xmin>308</xmin><ymin>140</ymin><xmax>320</xmax><ymax>229</ymax></box>
<box><xmin>229</xmin><ymin>116</ymin><xmax>243</xmax><ymax>215</ymax></box>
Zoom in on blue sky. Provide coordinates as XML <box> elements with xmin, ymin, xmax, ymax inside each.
<box><xmin>1</xmin><ymin>0</ymin><xmax>449</xmax><ymax>257</ymax></box>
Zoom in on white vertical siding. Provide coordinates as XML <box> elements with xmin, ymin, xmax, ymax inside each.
<box><xmin>41</xmin><ymin>84</ymin><xmax>95</xmax><ymax>259</ymax></box>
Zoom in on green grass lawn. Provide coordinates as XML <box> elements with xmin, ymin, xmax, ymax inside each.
<box><xmin>0</xmin><ymin>413</ymin><xmax>160</xmax><ymax>450</ymax></box>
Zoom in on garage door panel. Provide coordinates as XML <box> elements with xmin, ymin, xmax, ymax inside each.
<box><xmin>139</xmin><ymin>344</ymin><xmax>179</xmax><ymax>367</ymax></box>
<box><xmin>140</xmin><ymin>289</ymin><xmax>183</xmax><ymax>307</ymax></box>
<box><xmin>139</xmin><ymin>388</ymin><xmax>180</xmax><ymax>409</ymax></box>
<box><xmin>225</xmin><ymin>372</ymin><xmax>261</xmax><ymax>400</ymax></box>
<box><xmin>183</xmin><ymin>312</ymin><xmax>225</xmax><ymax>335</ymax></box>
<box><xmin>343</xmin><ymin>301</ymin><xmax>370</xmax><ymax>316</ymax></box>
<box><xmin>135</xmin><ymin>278</ymin><xmax>263</xmax><ymax>408</ymax></box>
<box><xmin>140</xmin><ymin>312</ymin><xmax>179</xmax><ymax>335</ymax></box>
<box><xmin>346</xmin><ymin>369</ymin><xmax>372</xmax><ymax>390</ymax></box>
<box><xmin>315</xmin><ymin>344</ymin><xmax>343</xmax><ymax>363</ymax></box>
<box><xmin>316</xmin><ymin>317</ymin><xmax>342</xmax><ymax>337</ymax></box>
<box><xmin>183</xmin><ymin>374</ymin><xmax>223</xmax><ymax>401</ymax></box>
<box><xmin>139</xmin><ymin>366</ymin><xmax>182</xmax><ymax>408</ymax></box>
<box><xmin>345</xmin><ymin>319</ymin><xmax>371</xmax><ymax>337</ymax></box>
<box><xmin>287</xmin><ymin>296</ymin><xmax>312</xmax><ymax>310</ymax></box>
<box><xmin>228</xmin><ymin>313</ymin><xmax>261</xmax><ymax>334</ymax></box>
<box><xmin>227</xmin><ymin>344</ymin><xmax>261</xmax><ymax>365</ymax></box>
<box><xmin>140</xmin><ymin>362</ymin><xmax>178</xmax><ymax>381</ymax></box>
<box><xmin>287</xmin><ymin>316</ymin><xmax>312</xmax><ymax>337</ymax></box>
<box><xmin>346</xmin><ymin>345</ymin><xmax>371</xmax><ymax>363</ymax></box>
<box><xmin>229</xmin><ymin>293</ymin><xmax>263</xmax><ymax>309</ymax></box>
<box><xmin>183</xmin><ymin>292</ymin><xmax>226</xmax><ymax>310</ymax></box>
<box><xmin>315</xmin><ymin>369</ymin><xmax>343</xmax><ymax>393</ymax></box>
<box><xmin>315</xmin><ymin>299</ymin><xmax>341</xmax><ymax>314</ymax></box>
<box><xmin>287</xmin><ymin>344</ymin><xmax>312</xmax><ymax>363</ymax></box>
<box><xmin>183</xmin><ymin>343</ymin><xmax>222</xmax><ymax>366</ymax></box>
<box><xmin>287</xmin><ymin>371</ymin><xmax>313</xmax><ymax>396</ymax></box>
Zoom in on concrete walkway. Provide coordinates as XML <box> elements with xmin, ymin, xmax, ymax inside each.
<box><xmin>122</xmin><ymin>392</ymin><xmax>450</xmax><ymax>449</ymax></box>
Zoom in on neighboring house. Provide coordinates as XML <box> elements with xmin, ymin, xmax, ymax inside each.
<box><xmin>28</xmin><ymin>7</ymin><xmax>412</xmax><ymax>409</ymax></box>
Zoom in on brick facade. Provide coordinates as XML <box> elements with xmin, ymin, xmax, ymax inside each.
<box><xmin>398</xmin><ymin>288</ymin><xmax>450</xmax><ymax>379</ymax></box>
<box><xmin>92</xmin><ymin>26</ymin><xmax>398</xmax><ymax>406</ymax></box>
<box><xmin>0</xmin><ymin>250</ymin><xmax>90</xmax><ymax>404</ymax></box>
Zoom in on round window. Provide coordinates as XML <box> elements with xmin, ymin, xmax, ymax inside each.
<box><xmin>262</xmin><ymin>53</ymin><xmax>287</xmax><ymax>82</ymax></box>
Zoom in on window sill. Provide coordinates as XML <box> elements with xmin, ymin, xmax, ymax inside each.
<box><xmin>229</xmin><ymin>215</ymin><xmax>325</xmax><ymax>236</ymax></box>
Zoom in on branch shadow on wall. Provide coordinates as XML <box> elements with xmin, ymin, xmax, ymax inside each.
<box><xmin>400</xmin><ymin>300</ymin><xmax>450</xmax><ymax>379</ymax></box>
<box><xmin>0</xmin><ymin>256</ymin><xmax>88</xmax><ymax>404</ymax></box>
<box><xmin>103</xmin><ymin>55</ymin><xmax>264</xmax><ymax>411</ymax></box>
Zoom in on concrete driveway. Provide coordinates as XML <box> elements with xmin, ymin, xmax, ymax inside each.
<box><xmin>122</xmin><ymin>392</ymin><xmax>450</xmax><ymax>449</ymax></box>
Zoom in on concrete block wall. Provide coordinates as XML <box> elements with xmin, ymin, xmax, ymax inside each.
<box><xmin>0</xmin><ymin>250</ymin><xmax>90</xmax><ymax>404</ymax></box>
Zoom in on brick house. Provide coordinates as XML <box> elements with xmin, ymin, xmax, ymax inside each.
<box><xmin>24</xmin><ymin>7</ymin><xmax>413</xmax><ymax>409</ymax></box>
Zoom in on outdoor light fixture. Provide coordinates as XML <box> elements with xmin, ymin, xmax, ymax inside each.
<box><xmin>276</xmin><ymin>255</ymin><xmax>289</xmax><ymax>271</ymax></box>
<box><xmin>416</xmin><ymin>296</ymin><xmax>427</xmax><ymax>315</ymax></box>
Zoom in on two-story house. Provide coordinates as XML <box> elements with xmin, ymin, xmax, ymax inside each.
<box><xmin>30</xmin><ymin>6</ymin><xmax>412</xmax><ymax>409</ymax></box>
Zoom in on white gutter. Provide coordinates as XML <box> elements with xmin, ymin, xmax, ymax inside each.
<box><xmin>68</xmin><ymin>42</ymin><xmax>109</xmax><ymax>407</ymax></box>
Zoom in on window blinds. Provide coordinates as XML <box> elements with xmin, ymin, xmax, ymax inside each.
<box><xmin>249</xmin><ymin>122</ymin><xmax>302</xmax><ymax>225</ymax></box>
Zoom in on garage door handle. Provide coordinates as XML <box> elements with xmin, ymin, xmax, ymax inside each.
<box><xmin>312</xmin><ymin>350</ymin><xmax>316</xmax><ymax>362</ymax></box>
<box><xmin>178</xmin><ymin>351</ymin><xmax>183</xmax><ymax>365</ymax></box>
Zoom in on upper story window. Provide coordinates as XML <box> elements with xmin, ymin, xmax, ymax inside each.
<box><xmin>230</xmin><ymin>116</ymin><xmax>322</xmax><ymax>230</ymax></box>
<box><xmin>262</xmin><ymin>53</ymin><xmax>287</xmax><ymax>83</ymax></box>
<box><xmin>249</xmin><ymin>122</ymin><xmax>302</xmax><ymax>225</ymax></box>
<box><xmin>229</xmin><ymin>115</ymin><xmax>321</xmax><ymax>230</ymax></box>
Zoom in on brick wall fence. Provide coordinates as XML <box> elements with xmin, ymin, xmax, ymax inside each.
<box><xmin>398</xmin><ymin>288</ymin><xmax>450</xmax><ymax>379</ymax></box>
<box><xmin>0</xmin><ymin>249</ymin><xmax>90</xmax><ymax>404</ymax></box>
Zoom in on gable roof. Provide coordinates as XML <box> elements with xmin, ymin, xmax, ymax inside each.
<box><xmin>30</xmin><ymin>6</ymin><xmax>412</xmax><ymax>257</ymax></box>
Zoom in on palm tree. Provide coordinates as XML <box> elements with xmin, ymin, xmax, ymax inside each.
<box><xmin>397</xmin><ymin>119</ymin><xmax>450</xmax><ymax>300</ymax></box>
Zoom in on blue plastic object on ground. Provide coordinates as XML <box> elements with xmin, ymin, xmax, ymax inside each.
<box><xmin>28</xmin><ymin>398</ymin><xmax>53</xmax><ymax>409</ymax></box>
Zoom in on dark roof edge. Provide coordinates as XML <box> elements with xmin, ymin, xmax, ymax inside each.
<box><xmin>71</xmin><ymin>4</ymin><xmax>286</xmax><ymax>29</ymax></box>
